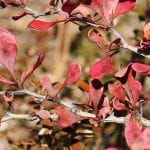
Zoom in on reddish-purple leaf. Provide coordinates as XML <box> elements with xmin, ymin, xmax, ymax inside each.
<box><xmin>98</xmin><ymin>96</ymin><xmax>112</xmax><ymax>118</ymax></box>
<box><xmin>4</xmin><ymin>95</ymin><xmax>14</xmax><ymax>102</ymax></box>
<box><xmin>62</xmin><ymin>0</ymin><xmax>81</xmax><ymax>14</ymax></box>
<box><xmin>0</xmin><ymin>29</ymin><xmax>17</xmax><ymax>78</ymax></box>
<box><xmin>2</xmin><ymin>0</ymin><xmax>27</xmax><ymax>6</ymax></box>
<box><xmin>28</xmin><ymin>20</ymin><xmax>64</xmax><ymax>31</ymax></box>
<box><xmin>105</xmin><ymin>148</ymin><xmax>119</xmax><ymax>150</ymax></box>
<box><xmin>64</xmin><ymin>63</ymin><xmax>81</xmax><ymax>85</ymax></box>
<box><xmin>132</xmin><ymin>63</ymin><xmax>150</xmax><ymax>74</ymax></box>
<box><xmin>33</xmin><ymin>52</ymin><xmax>45</xmax><ymax>68</ymax></box>
<box><xmin>0</xmin><ymin>75</ymin><xmax>14</xmax><ymax>85</ymax></box>
<box><xmin>115</xmin><ymin>64</ymin><xmax>131</xmax><ymax>78</ymax></box>
<box><xmin>143</xmin><ymin>22</ymin><xmax>150</xmax><ymax>40</ymax></box>
<box><xmin>131</xmin><ymin>79</ymin><xmax>142</xmax><ymax>105</ymax></box>
<box><xmin>35</xmin><ymin>110</ymin><xmax>51</xmax><ymax>120</ymax></box>
<box><xmin>85</xmin><ymin>0</ymin><xmax>116</xmax><ymax>24</ymax></box>
<box><xmin>90</xmin><ymin>57</ymin><xmax>114</xmax><ymax>79</ymax></box>
<box><xmin>85</xmin><ymin>0</ymin><xmax>136</xmax><ymax>25</ymax></box>
<box><xmin>128</xmin><ymin>72</ymin><xmax>142</xmax><ymax>106</ymax></box>
<box><xmin>143</xmin><ymin>71</ymin><xmax>150</xmax><ymax>77</ymax></box>
<box><xmin>108</xmin><ymin>81</ymin><xmax>126</xmax><ymax>100</ymax></box>
<box><xmin>125</xmin><ymin>117</ymin><xmax>142</xmax><ymax>148</ymax></box>
<box><xmin>112</xmin><ymin>97</ymin><xmax>126</xmax><ymax>110</ymax></box>
<box><xmin>89</xmin><ymin>79</ymin><xmax>103</xmax><ymax>112</ymax></box>
<box><xmin>55</xmin><ymin>107</ymin><xmax>84</xmax><ymax>128</ymax></box>
<box><xmin>88</xmin><ymin>29</ymin><xmax>110</xmax><ymax>52</ymax></box>
<box><xmin>141</xmin><ymin>128</ymin><xmax>150</xmax><ymax>149</ymax></box>
<box><xmin>21</xmin><ymin>52</ymin><xmax>45</xmax><ymax>84</ymax></box>
<box><xmin>114</xmin><ymin>0</ymin><xmax>136</xmax><ymax>18</ymax></box>
<box><xmin>88</xmin><ymin>29</ymin><xmax>101</xmax><ymax>43</ymax></box>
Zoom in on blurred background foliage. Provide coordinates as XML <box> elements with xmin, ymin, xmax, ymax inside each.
<box><xmin>0</xmin><ymin>0</ymin><xmax>150</xmax><ymax>149</ymax></box>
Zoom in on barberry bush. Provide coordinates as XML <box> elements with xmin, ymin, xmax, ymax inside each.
<box><xmin>0</xmin><ymin>0</ymin><xmax>150</xmax><ymax>149</ymax></box>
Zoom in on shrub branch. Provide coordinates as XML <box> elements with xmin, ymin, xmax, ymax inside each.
<box><xmin>0</xmin><ymin>89</ymin><xmax>150</xmax><ymax>127</ymax></box>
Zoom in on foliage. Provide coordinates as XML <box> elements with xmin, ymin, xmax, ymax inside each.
<box><xmin>0</xmin><ymin>0</ymin><xmax>150</xmax><ymax>149</ymax></box>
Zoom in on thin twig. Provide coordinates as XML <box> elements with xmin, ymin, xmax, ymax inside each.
<box><xmin>0</xmin><ymin>89</ymin><xmax>96</xmax><ymax>118</ymax></box>
<box><xmin>22</xmin><ymin>6</ymin><xmax>60</xmax><ymax>18</ymax></box>
<box><xmin>0</xmin><ymin>89</ymin><xmax>150</xmax><ymax>126</ymax></box>
<box><xmin>72</xmin><ymin>18</ymin><xmax>150</xmax><ymax>59</ymax></box>
<box><xmin>103</xmin><ymin>114</ymin><xmax>150</xmax><ymax>127</ymax></box>
<box><xmin>0</xmin><ymin>112</ymin><xmax>39</xmax><ymax>123</ymax></box>
<box><xmin>110</xmin><ymin>28</ymin><xmax>150</xmax><ymax>59</ymax></box>
<box><xmin>6</xmin><ymin>3</ymin><xmax>150</xmax><ymax>59</ymax></box>
<box><xmin>1</xmin><ymin>112</ymin><xmax>150</xmax><ymax>127</ymax></box>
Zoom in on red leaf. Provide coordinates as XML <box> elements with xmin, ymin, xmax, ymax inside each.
<box><xmin>105</xmin><ymin>148</ymin><xmax>118</xmax><ymax>150</ymax></box>
<box><xmin>40</xmin><ymin>75</ymin><xmax>53</xmax><ymax>92</ymax></box>
<box><xmin>85</xmin><ymin>0</ymin><xmax>136</xmax><ymax>25</ymax></box>
<box><xmin>126</xmin><ymin>127</ymin><xmax>150</xmax><ymax>150</ymax></box>
<box><xmin>89</xmin><ymin>79</ymin><xmax>103</xmax><ymax>112</ymax></box>
<box><xmin>125</xmin><ymin>117</ymin><xmax>142</xmax><ymax>148</ymax></box>
<box><xmin>90</xmin><ymin>57</ymin><xmax>114</xmax><ymax>79</ymax></box>
<box><xmin>21</xmin><ymin>52</ymin><xmax>45</xmax><ymax>84</ymax></box>
<box><xmin>55</xmin><ymin>107</ymin><xmax>84</xmax><ymax>128</ymax></box>
<box><xmin>3</xmin><ymin>0</ymin><xmax>27</xmax><ymax>6</ymax></box>
<box><xmin>62</xmin><ymin>0</ymin><xmax>81</xmax><ymax>14</ymax></box>
<box><xmin>28</xmin><ymin>20</ymin><xmax>64</xmax><ymax>31</ymax></box>
<box><xmin>0</xmin><ymin>75</ymin><xmax>14</xmax><ymax>85</ymax></box>
<box><xmin>132</xmin><ymin>63</ymin><xmax>150</xmax><ymax>74</ymax></box>
<box><xmin>86</xmin><ymin>0</ymin><xmax>118</xmax><ymax>25</ymax></box>
<box><xmin>62</xmin><ymin>0</ymin><xmax>91</xmax><ymax>14</ymax></box>
<box><xmin>20</xmin><ymin>0</ymin><xmax>27</xmax><ymax>4</ymax></box>
<box><xmin>108</xmin><ymin>81</ymin><xmax>126</xmax><ymax>100</ymax></box>
<box><xmin>115</xmin><ymin>64</ymin><xmax>131</xmax><ymax>78</ymax></box>
<box><xmin>88</xmin><ymin>29</ymin><xmax>110</xmax><ymax>52</ymax></box>
<box><xmin>112</xmin><ymin>98</ymin><xmax>126</xmax><ymax>110</ymax></box>
<box><xmin>64</xmin><ymin>63</ymin><xmax>81</xmax><ymax>85</ymax></box>
<box><xmin>4</xmin><ymin>95</ymin><xmax>14</xmax><ymax>102</ymax></box>
<box><xmin>143</xmin><ymin>22</ymin><xmax>150</xmax><ymax>40</ymax></box>
<box><xmin>35</xmin><ymin>110</ymin><xmax>51</xmax><ymax>120</ymax></box>
<box><xmin>114</xmin><ymin>0</ymin><xmax>136</xmax><ymax>18</ymax></box>
<box><xmin>128</xmin><ymin>71</ymin><xmax>142</xmax><ymax>106</ymax></box>
<box><xmin>0</xmin><ymin>29</ymin><xmax>17</xmax><ymax>78</ymax></box>
<box><xmin>143</xmin><ymin>71</ymin><xmax>150</xmax><ymax>77</ymax></box>
<box><xmin>98</xmin><ymin>96</ymin><xmax>112</xmax><ymax>118</ymax></box>
<box><xmin>141</xmin><ymin>128</ymin><xmax>150</xmax><ymax>149</ymax></box>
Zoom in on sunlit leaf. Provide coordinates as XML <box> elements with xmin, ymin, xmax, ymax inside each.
<box><xmin>0</xmin><ymin>29</ymin><xmax>17</xmax><ymax>78</ymax></box>
<box><xmin>108</xmin><ymin>81</ymin><xmax>126</xmax><ymax>100</ymax></box>
<box><xmin>28</xmin><ymin>20</ymin><xmax>64</xmax><ymax>31</ymax></box>
<box><xmin>90</xmin><ymin>57</ymin><xmax>114</xmax><ymax>79</ymax></box>
<box><xmin>21</xmin><ymin>52</ymin><xmax>45</xmax><ymax>84</ymax></box>
<box><xmin>64</xmin><ymin>63</ymin><xmax>81</xmax><ymax>85</ymax></box>
<box><xmin>40</xmin><ymin>75</ymin><xmax>53</xmax><ymax>92</ymax></box>
<box><xmin>89</xmin><ymin>79</ymin><xmax>103</xmax><ymax>112</ymax></box>
<box><xmin>55</xmin><ymin>107</ymin><xmax>84</xmax><ymax>128</ymax></box>
<box><xmin>132</xmin><ymin>63</ymin><xmax>150</xmax><ymax>74</ymax></box>
<box><xmin>35</xmin><ymin>110</ymin><xmax>51</xmax><ymax>120</ymax></box>
<box><xmin>0</xmin><ymin>75</ymin><xmax>14</xmax><ymax>85</ymax></box>
<box><xmin>125</xmin><ymin>116</ymin><xmax>142</xmax><ymax>148</ymax></box>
